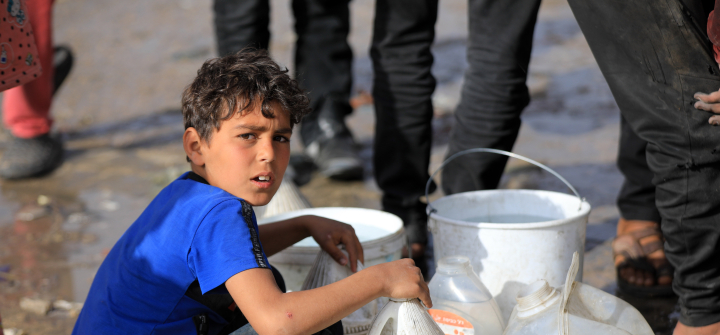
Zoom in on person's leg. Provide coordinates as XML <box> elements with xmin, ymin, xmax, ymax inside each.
<box><xmin>568</xmin><ymin>0</ymin><xmax>720</xmax><ymax>330</ymax></box>
<box><xmin>213</xmin><ymin>0</ymin><xmax>270</xmax><ymax>56</ymax></box>
<box><xmin>0</xmin><ymin>0</ymin><xmax>62</xmax><ymax>179</ymax></box>
<box><xmin>614</xmin><ymin>115</ymin><xmax>673</xmax><ymax>293</ymax></box>
<box><xmin>293</xmin><ymin>0</ymin><xmax>362</xmax><ymax>180</ymax></box>
<box><xmin>440</xmin><ymin>0</ymin><xmax>542</xmax><ymax>194</ymax></box>
<box><xmin>616</xmin><ymin>116</ymin><xmax>661</xmax><ymax>224</ymax></box>
<box><xmin>370</xmin><ymin>0</ymin><xmax>439</xmax><ymax>272</ymax></box>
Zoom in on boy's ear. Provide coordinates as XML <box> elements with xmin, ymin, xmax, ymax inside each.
<box><xmin>183</xmin><ymin>128</ymin><xmax>205</xmax><ymax>167</ymax></box>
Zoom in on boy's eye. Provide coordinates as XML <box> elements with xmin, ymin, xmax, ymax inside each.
<box><xmin>274</xmin><ymin>135</ymin><xmax>290</xmax><ymax>143</ymax></box>
<box><xmin>239</xmin><ymin>133</ymin><xmax>256</xmax><ymax>140</ymax></box>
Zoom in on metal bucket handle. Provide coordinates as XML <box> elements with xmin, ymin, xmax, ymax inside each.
<box><xmin>425</xmin><ymin>148</ymin><xmax>585</xmax><ymax>213</ymax></box>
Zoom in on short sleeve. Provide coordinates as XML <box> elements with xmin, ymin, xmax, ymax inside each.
<box><xmin>189</xmin><ymin>199</ymin><xmax>269</xmax><ymax>294</ymax></box>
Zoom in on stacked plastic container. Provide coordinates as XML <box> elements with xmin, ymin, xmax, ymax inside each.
<box><xmin>428</xmin><ymin>256</ymin><xmax>505</xmax><ymax>335</ymax></box>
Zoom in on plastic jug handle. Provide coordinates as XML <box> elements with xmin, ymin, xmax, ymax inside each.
<box><xmin>425</xmin><ymin>148</ymin><xmax>586</xmax><ymax>213</ymax></box>
<box><xmin>558</xmin><ymin>252</ymin><xmax>580</xmax><ymax>335</ymax></box>
<box><xmin>367</xmin><ymin>300</ymin><xmax>402</xmax><ymax>335</ymax></box>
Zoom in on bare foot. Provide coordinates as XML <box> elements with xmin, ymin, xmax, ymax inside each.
<box><xmin>674</xmin><ymin>321</ymin><xmax>720</xmax><ymax>335</ymax></box>
<box><xmin>614</xmin><ymin>218</ymin><xmax>672</xmax><ymax>287</ymax></box>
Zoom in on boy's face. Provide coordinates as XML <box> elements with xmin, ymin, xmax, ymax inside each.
<box><xmin>194</xmin><ymin>103</ymin><xmax>292</xmax><ymax>206</ymax></box>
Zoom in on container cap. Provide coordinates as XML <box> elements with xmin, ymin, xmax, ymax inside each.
<box><xmin>436</xmin><ymin>255</ymin><xmax>473</xmax><ymax>274</ymax></box>
<box><xmin>515</xmin><ymin>280</ymin><xmax>560</xmax><ymax>317</ymax></box>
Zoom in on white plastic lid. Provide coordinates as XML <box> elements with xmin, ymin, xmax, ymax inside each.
<box><xmin>436</xmin><ymin>255</ymin><xmax>473</xmax><ymax>274</ymax></box>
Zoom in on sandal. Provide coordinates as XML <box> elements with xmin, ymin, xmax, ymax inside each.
<box><xmin>612</xmin><ymin>224</ymin><xmax>675</xmax><ymax>297</ymax></box>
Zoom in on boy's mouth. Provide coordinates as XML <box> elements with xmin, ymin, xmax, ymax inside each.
<box><xmin>251</xmin><ymin>174</ymin><xmax>273</xmax><ymax>188</ymax></box>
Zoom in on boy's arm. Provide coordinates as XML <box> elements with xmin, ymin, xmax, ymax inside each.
<box><xmin>226</xmin><ymin>259</ymin><xmax>430</xmax><ymax>335</ymax></box>
<box><xmin>258</xmin><ymin>215</ymin><xmax>364</xmax><ymax>271</ymax></box>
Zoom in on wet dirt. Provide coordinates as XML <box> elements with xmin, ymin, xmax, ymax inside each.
<box><xmin>0</xmin><ymin>0</ymin><xmax>679</xmax><ymax>333</ymax></box>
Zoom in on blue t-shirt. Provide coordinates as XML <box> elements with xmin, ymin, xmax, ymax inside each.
<box><xmin>73</xmin><ymin>172</ymin><xmax>269</xmax><ymax>335</ymax></box>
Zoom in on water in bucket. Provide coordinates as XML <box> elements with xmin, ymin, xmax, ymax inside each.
<box><xmin>428</xmin><ymin>256</ymin><xmax>505</xmax><ymax>335</ymax></box>
<box><xmin>463</xmin><ymin>214</ymin><xmax>557</xmax><ymax>223</ymax></box>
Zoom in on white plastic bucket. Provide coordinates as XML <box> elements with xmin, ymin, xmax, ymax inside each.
<box><xmin>426</xmin><ymin>149</ymin><xmax>591</xmax><ymax>323</ymax></box>
<box><xmin>258</xmin><ymin>207</ymin><xmax>406</xmax><ymax>292</ymax></box>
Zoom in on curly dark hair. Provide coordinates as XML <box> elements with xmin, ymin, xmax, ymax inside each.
<box><xmin>182</xmin><ymin>48</ymin><xmax>311</xmax><ymax>142</ymax></box>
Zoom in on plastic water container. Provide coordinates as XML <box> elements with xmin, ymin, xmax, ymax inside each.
<box><xmin>367</xmin><ymin>298</ymin><xmax>444</xmax><ymax>335</ymax></box>
<box><xmin>428</xmin><ymin>256</ymin><xmax>505</xmax><ymax>335</ymax></box>
<box><xmin>502</xmin><ymin>253</ymin><xmax>653</xmax><ymax>335</ymax></box>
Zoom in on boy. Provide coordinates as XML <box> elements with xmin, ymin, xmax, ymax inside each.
<box><xmin>72</xmin><ymin>49</ymin><xmax>430</xmax><ymax>335</ymax></box>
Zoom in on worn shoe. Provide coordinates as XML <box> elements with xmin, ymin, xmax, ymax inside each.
<box><xmin>0</xmin><ymin>134</ymin><xmax>64</xmax><ymax>179</ymax></box>
<box><xmin>53</xmin><ymin>45</ymin><xmax>74</xmax><ymax>95</ymax></box>
<box><xmin>613</xmin><ymin>218</ymin><xmax>674</xmax><ymax>297</ymax></box>
<box><xmin>305</xmin><ymin>134</ymin><xmax>364</xmax><ymax>180</ymax></box>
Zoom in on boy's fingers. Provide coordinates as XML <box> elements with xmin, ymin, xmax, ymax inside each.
<box><xmin>356</xmin><ymin>234</ymin><xmax>365</xmax><ymax>265</ymax></box>
<box><xmin>342</xmin><ymin>233</ymin><xmax>360</xmax><ymax>272</ymax></box>
<box><xmin>346</xmin><ymin>232</ymin><xmax>364</xmax><ymax>265</ymax></box>
<box><xmin>324</xmin><ymin>236</ymin><xmax>348</xmax><ymax>266</ymax></box>
<box><xmin>418</xmin><ymin>281</ymin><xmax>432</xmax><ymax>308</ymax></box>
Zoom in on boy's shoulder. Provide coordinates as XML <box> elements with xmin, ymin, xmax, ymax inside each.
<box><xmin>163</xmin><ymin>171</ymin><xmax>244</xmax><ymax>207</ymax></box>
<box><xmin>152</xmin><ymin>171</ymin><xmax>256</xmax><ymax>228</ymax></box>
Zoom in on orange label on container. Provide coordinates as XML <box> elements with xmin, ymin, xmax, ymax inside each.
<box><xmin>428</xmin><ymin>309</ymin><xmax>474</xmax><ymax>335</ymax></box>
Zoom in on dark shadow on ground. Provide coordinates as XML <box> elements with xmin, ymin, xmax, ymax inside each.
<box><xmin>61</xmin><ymin>109</ymin><xmax>184</xmax><ymax>161</ymax></box>
<box><xmin>613</xmin><ymin>289</ymin><xmax>680</xmax><ymax>335</ymax></box>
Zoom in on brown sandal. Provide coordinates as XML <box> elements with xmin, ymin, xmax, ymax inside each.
<box><xmin>612</xmin><ymin>226</ymin><xmax>674</xmax><ymax>297</ymax></box>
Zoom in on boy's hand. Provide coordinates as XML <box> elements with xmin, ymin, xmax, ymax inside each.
<box><xmin>303</xmin><ymin>215</ymin><xmax>364</xmax><ymax>272</ymax></box>
<box><xmin>375</xmin><ymin>259</ymin><xmax>432</xmax><ymax>308</ymax></box>
<box><xmin>694</xmin><ymin>91</ymin><xmax>720</xmax><ymax>125</ymax></box>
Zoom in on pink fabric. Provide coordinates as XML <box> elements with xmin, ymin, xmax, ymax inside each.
<box><xmin>0</xmin><ymin>0</ymin><xmax>42</xmax><ymax>92</ymax></box>
<box><xmin>2</xmin><ymin>0</ymin><xmax>53</xmax><ymax>139</ymax></box>
<box><xmin>709</xmin><ymin>8</ymin><xmax>720</xmax><ymax>64</ymax></box>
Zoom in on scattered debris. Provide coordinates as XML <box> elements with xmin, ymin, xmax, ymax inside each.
<box><xmin>18</xmin><ymin>298</ymin><xmax>84</xmax><ymax>318</ymax></box>
<box><xmin>19</xmin><ymin>297</ymin><xmax>52</xmax><ymax>315</ymax></box>
<box><xmin>53</xmin><ymin>300</ymin><xmax>84</xmax><ymax>317</ymax></box>
<box><xmin>37</xmin><ymin>195</ymin><xmax>51</xmax><ymax>206</ymax></box>
<box><xmin>0</xmin><ymin>264</ymin><xmax>11</xmax><ymax>282</ymax></box>
<box><xmin>99</xmin><ymin>200</ymin><xmax>119</xmax><ymax>212</ymax></box>
<box><xmin>65</xmin><ymin>212</ymin><xmax>90</xmax><ymax>227</ymax></box>
<box><xmin>15</xmin><ymin>204</ymin><xmax>51</xmax><ymax>222</ymax></box>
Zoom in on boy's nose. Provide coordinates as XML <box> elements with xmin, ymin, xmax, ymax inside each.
<box><xmin>257</xmin><ymin>139</ymin><xmax>275</xmax><ymax>162</ymax></box>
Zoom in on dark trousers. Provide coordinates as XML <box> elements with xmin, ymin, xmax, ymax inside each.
<box><xmin>213</xmin><ymin>0</ymin><xmax>354</xmax><ymax>145</ymax></box>
<box><xmin>370</xmin><ymin>0</ymin><xmax>662</xmax><ymax>248</ymax></box>
<box><xmin>617</xmin><ymin>116</ymin><xmax>661</xmax><ymax>223</ymax></box>
<box><xmin>370</xmin><ymin>0</ymin><xmax>542</xmax><ymax>244</ymax></box>
<box><xmin>568</xmin><ymin>0</ymin><xmax>720</xmax><ymax>326</ymax></box>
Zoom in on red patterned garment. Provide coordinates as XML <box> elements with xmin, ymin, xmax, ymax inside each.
<box><xmin>0</xmin><ymin>0</ymin><xmax>42</xmax><ymax>92</ymax></box>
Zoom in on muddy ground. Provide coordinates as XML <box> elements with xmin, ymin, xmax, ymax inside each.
<box><xmin>0</xmin><ymin>0</ymin><xmax>679</xmax><ymax>333</ymax></box>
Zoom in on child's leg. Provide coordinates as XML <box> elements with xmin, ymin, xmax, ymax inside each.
<box><xmin>2</xmin><ymin>0</ymin><xmax>55</xmax><ymax>138</ymax></box>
